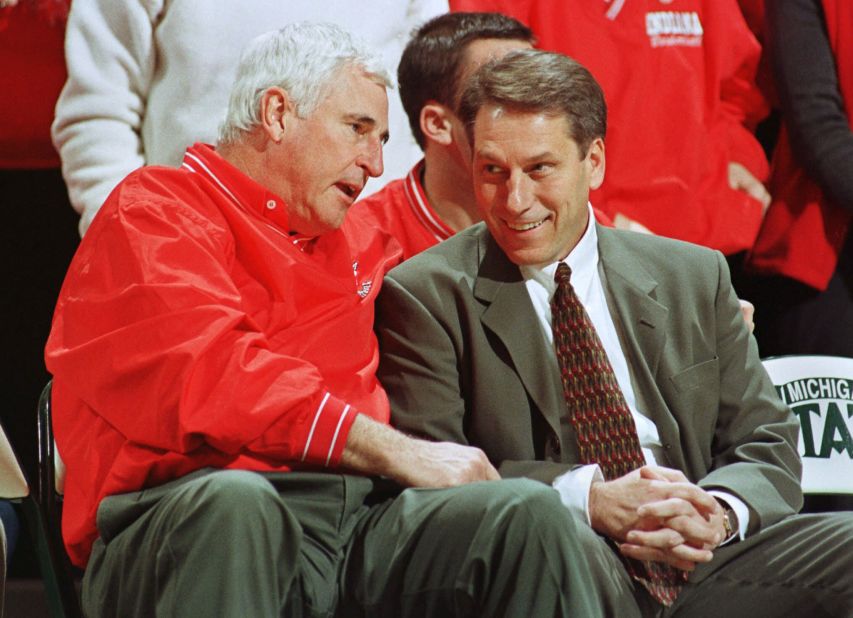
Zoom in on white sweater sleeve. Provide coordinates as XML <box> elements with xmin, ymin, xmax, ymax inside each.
<box><xmin>52</xmin><ymin>0</ymin><xmax>164</xmax><ymax>235</ymax></box>
<box><xmin>405</xmin><ymin>0</ymin><xmax>450</xmax><ymax>28</ymax></box>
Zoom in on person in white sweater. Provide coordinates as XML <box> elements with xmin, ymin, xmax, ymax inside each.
<box><xmin>52</xmin><ymin>0</ymin><xmax>447</xmax><ymax>235</ymax></box>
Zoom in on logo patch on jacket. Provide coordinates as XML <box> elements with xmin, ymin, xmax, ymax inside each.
<box><xmin>646</xmin><ymin>11</ymin><xmax>703</xmax><ymax>48</ymax></box>
<box><xmin>357</xmin><ymin>280</ymin><xmax>373</xmax><ymax>298</ymax></box>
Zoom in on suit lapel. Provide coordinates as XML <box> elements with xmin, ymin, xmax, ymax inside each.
<box><xmin>473</xmin><ymin>232</ymin><xmax>564</xmax><ymax>439</ymax></box>
<box><xmin>597</xmin><ymin>227</ymin><xmax>686</xmax><ymax>471</ymax></box>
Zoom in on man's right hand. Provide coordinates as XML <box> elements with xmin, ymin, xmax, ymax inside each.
<box><xmin>340</xmin><ymin>413</ymin><xmax>499</xmax><ymax>488</ymax></box>
<box><xmin>392</xmin><ymin>438</ymin><xmax>501</xmax><ymax>488</ymax></box>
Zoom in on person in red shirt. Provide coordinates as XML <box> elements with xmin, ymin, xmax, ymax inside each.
<box><xmin>45</xmin><ymin>21</ymin><xmax>603</xmax><ymax>617</ymax></box>
<box><xmin>745</xmin><ymin>0</ymin><xmax>853</xmax><ymax>357</ymax></box>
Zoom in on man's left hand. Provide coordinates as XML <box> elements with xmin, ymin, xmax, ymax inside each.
<box><xmin>618</xmin><ymin>467</ymin><xmax>727</xmax><ymax>570</ymax></box>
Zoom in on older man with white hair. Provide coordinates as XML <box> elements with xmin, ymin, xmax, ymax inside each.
<box><xmin>45</xmin><ymin>22</ymin><xmax>602</xmax><ymax>617</ymax></box>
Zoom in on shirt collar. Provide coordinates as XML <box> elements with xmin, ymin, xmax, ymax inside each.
<box><xmin>405</xmin><ymin>159</ymin><xmax>455</xmax><ymax>241</ymax></box>
<box><xmin>181</xmin><ymin>143</ymin><xmax>314</xmax><ymax>244</ymax></box>
<box><xmin>519</xmin><ymin>203</ymin><xmax>599</xmax><ymax>294</ymax></box>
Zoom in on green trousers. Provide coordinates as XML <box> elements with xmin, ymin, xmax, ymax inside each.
<box><xmin>567</xmin><ymin>509</ymin><xmax>853</xmax><ymax>618</ymax></box>
<box><xmin>82</xmin><ymin>470</ymin><xmax>605</xmax><ymax>617</ymax></box>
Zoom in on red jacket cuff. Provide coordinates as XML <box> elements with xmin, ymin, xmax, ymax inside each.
<box><xmin>299</xmin><ymin>392</ymin><xmax>358</xmax><ymax>467</ymax></box>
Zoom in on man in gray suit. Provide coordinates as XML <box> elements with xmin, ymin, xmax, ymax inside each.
<box><xmin>376</xmin><ymin>49</ymin><xmax>853</xmax><ymax>617</ymax></box>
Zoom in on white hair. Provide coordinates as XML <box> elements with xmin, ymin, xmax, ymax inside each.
<box><xmin>218</xmin><ymin>22</ymin><xmax>393</xmax><ymax>145</ymax></box>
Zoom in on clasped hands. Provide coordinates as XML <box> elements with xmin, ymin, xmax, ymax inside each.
<box><xmin>589</xmin><ymin>466</ymin><xmax>727</xmax><ymax>571</ymax></box>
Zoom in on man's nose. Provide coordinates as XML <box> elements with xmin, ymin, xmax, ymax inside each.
<box><xmin>504</xmin><ymin>170</ymin><xmax>532</xmax><ymax>213</ymax></box>
<box><xmin>357</xmin><ymin>138</ymin><xmax>384</xmax><ymax>178</ymax></box>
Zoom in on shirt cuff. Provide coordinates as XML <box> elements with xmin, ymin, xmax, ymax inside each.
<box><xmin>708</xmin><ymin>490</ymin><xmax>749</xmax><ymax>543</ymax></box>
<box><xmin>551</xmin><ymin>464</ymin><xmax>603</xmax><ymax>526</ymax></box>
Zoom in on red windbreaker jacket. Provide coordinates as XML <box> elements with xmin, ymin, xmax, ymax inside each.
<box><xmin>45</xmin><ymin>144</ymin><xmax>402</xmax><ymax>566</ymax></box>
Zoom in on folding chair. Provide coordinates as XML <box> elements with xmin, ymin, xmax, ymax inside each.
<box><xmin>34</xmin><ymin>381</ymin><xmax>82</xmax><ymax>618</ymax></box>
<box><xmin>762</xmin><ymin>355</ymin><xmax>853</xmax><ymax>504</ymax></box>
<box><xmin>0</xmin><ymin>386</ymin><xmax>80</xmax><ymax>618</ymax></box>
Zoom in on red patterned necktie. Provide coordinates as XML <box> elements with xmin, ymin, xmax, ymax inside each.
<box><xmin>551</xmin><ymin>262</ymin><xmax>686</xmax><ymax>606</ymax></box>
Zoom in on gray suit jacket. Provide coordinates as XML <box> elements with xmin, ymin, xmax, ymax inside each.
<box><xmin>376</xmin><ymin>222</ymin><xmax>803</xmax><ymax>535</ymax></box>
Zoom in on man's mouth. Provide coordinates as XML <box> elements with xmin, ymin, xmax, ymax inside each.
<box><xmin>506</xmin><ymin>218</ymin><xmax>547</xmax><ymax>231</ymax></box>
<box><xmin>335</xmin><ymin>181</ymin><xmax>362</xmax><ymax>200</ymax></box>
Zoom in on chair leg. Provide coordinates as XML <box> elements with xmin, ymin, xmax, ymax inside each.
<box><xmin>18</xmin><ymin>498</ymin><xmax>81</xmax><ymax>618</ymax></box>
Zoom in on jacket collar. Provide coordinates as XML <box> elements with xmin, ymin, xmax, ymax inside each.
<box><xmin>472</xmin><ymin>223</ymin><xmax>683</xmax><ymax>468</ymax></box>
<box><xmin>473</xmin><ymin>229</ymin><xmax>564</xmax><ymax>438</ymax></box>
<box><xmin>181</xmin><ymin>143</ymin><xmax>315</xmax><ymax>245</ymax></box>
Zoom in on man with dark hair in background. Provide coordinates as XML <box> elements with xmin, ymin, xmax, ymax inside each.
<box><xmin>354</xmin><ymin>12</ymin><xmax>553</xmax><ymax>258</ymax></box>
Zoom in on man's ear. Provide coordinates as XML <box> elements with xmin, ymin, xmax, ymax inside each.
<box><xmin>259</xmin><ymin>86</ymin><xmax>293</xmax><ymax>143</ymax></box>
<box><xmin>586</xmin><ymin>137</ymin><xmax>606</xmax><ymax>190</ymax></box>
<box><xmin>420</xmin><ymin>102</ymin><xmax>455</xmax><ymax>147</ymax></box>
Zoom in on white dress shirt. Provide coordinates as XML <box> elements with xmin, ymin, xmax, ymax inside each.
<box><xmin>519</xmin><ymin>205</ymin><xmax>747</xmax><ymax>539</ymax></box>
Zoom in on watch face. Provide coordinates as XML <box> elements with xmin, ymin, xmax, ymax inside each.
<box><xmin>723</xmin><ymin>509</ymin><xmax>736</xmax><ymax>538</ymax></box>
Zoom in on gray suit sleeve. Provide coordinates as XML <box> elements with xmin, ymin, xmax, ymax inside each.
<box><xmin>376</xmin><ymin>274</ymin><xmax>577</xmax><ymax>484</ymax></box>
<box><xmin>375</xmin><ymin>275</ymin><xmax>470</xmax><ymax>446</ymax></box>
<box><xmin>699</xmin><ymin>251</ymin><xmax>803</xmax><ymax>533</ymax></box>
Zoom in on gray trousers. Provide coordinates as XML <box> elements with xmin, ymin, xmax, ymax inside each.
<box><xmin>572</xmin><ymin>510</ymin><xmax>853</xmax><ymax>618</ymax></box>
<box><xmin>82</xmin><ymin>470</ymin><xmax>605</xmax><ymax>617</ymax></box>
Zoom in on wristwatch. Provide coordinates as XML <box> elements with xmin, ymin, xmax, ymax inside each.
<box><xmin>721</xmin><ymin>507</ymin><xmax>738</xmax><ymax>542</ymax></box>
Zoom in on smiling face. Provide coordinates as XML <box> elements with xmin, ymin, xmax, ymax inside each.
<box><xmin>473</xmin><ymin>105</ymin><xmax>605</xmax><ymax>267</ymax></box>
<box><xmin>269</xmin><ymin>66</ymin><xmax>389</xmax><ymax>236</ymax></box>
